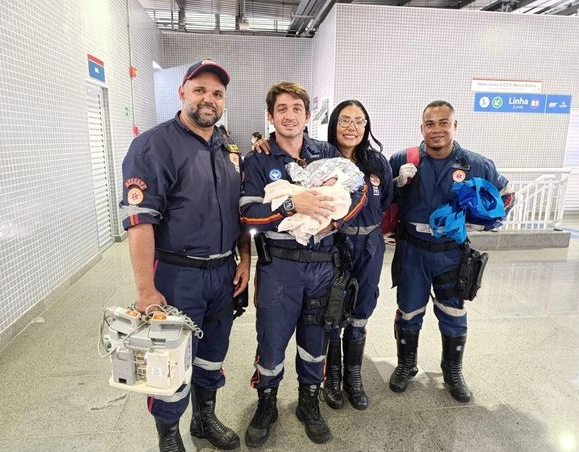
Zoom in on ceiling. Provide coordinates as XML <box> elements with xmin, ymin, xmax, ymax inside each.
<box><xmin>136</xmin><ymin>0</ymin><xmax>579</xmax><ymax>37</ymax></box>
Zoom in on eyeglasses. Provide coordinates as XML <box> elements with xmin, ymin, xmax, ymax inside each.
<box><xmin>337</xmin><ymin>116</ymin><xmax>367</xmax><ymax>128</ymax></box>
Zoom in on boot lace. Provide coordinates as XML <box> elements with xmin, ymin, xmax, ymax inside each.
<box><xmin>447</xmin><ymin>362</ymin><xmax>466</xmax><ymax>385</ymax></box>
<box><xmin>252</xmin><ymin>393</ymin><xmax>276</xmax><ymax>428</ymax></box>
<box><xmin>301</xmin><ymin>388</ymin><xmax>322</xmax><ymax>422</ymax></box>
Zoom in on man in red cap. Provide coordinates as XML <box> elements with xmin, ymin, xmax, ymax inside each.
<box><xmin>120</xmin><ymin>59</ymin><xmax>250</xmax><ymax>451</ymax></box>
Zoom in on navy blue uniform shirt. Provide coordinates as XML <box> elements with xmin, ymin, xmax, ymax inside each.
<box><xmin>120</xmin><ymin>113</ymin><xmax>242</xmax><ymax>257</ymax></box>
<box><xmin>240</xmin><ymin>133</ymin><xmax>366</xmax><ymax>249</ymax></box>
<box><xmin>346</xmin><ymin>149</ymin><xmax>393</xmax><ymax>228</ymax></box>
<box><xmin>389</xmin><ymin>141</ymin><xmax>508</xmax><ymax>241</ymax></box>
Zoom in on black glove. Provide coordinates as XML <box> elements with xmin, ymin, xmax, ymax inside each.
<box><xmin>233</xmin><ymin>287</ymin><xmax>249</xmax><ymax>318</ymax></box>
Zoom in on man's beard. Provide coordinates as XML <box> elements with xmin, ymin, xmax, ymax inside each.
<box><xmin>186</xmin><ymin>105</ymin><xmax>221</xmax><ymax>128</ymax></box>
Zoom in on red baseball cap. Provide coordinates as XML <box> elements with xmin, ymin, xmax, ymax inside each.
<box><xmin>182</xmin><ymin>59</ymin><xmax>230</xmax><ymax>87</ymax></box>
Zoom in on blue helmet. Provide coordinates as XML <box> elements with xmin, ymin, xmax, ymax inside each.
<box><xmin>430</xmin><ymin>204</ymin><xmax>467</xmax><ymax>244</ymax></box>
<box><xmin>429</xmin><ymin>178</ymin><xmax>506</xmax><ymax>244</ymax></box>
<box><xmin>452</xmin><ymin>178</ymin><xmax>505</xmax><ymax>229</ymax></box>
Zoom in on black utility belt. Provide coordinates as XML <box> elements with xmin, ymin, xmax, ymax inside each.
<box><xmin>155</xmin><ymin>249</ymin><xmax>233</xmax><ymax>269</ymax></box>
<box><xmin>400</xmin><ymin>231</ymin><xmax>460</xmax><ymax>252</ymax></box>
<box><xmin>340</xmin><ymin>224</ymin><xmax>380</xmax><ymax>236</ymax></box>
<box><xmin>268</xmin><ymin>246</ymin><xmax>339</xmax><ymax>265</ymax></box>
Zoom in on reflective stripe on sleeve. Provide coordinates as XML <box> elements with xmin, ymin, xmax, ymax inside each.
<box><xmin>239</xmin><ymin>195</ymin><xmax>264</xmax><ymax>207</ymax></box>
<box><xmin>120</xmin><ymin>205</ymin><xmax>161</xmax><ymax>221</ymax></box>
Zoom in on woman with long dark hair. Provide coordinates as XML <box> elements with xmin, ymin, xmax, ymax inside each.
<box><xmin>323</xmin><ymin>100</ymin><xmax>393</xmax><ymax>410</ymax></box>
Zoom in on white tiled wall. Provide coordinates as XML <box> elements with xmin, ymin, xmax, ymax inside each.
<box><xmin>311</xmin><ymin>7</ymin><xmax>337</xmax><ymax>142</ymax></box>
<box><xmin>2</xmin><ymin>1</ymin><xmax>578</xmax><ymax>342</ymax></box>
<box><xmin>330</xmin><ymin>5</ymin><xmax>579</xmax><ymax>167</ymax></box>
<box><xmin>0</xmin><ymin>0</ymin><xmax>161</xmax><ymax>339</ymax></box>
<box><xmin>159</xmin><ymin>32</ymin><xmax>313</xmax><ymax>155</ymax></box>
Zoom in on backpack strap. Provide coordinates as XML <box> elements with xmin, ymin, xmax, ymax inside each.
<box><xmin>382</xmin><ymin>146</ymin><xmax>421</xmax><ymax>235</ymax></box>
<box><xmin>406</xmin><ymin>146</ymin><xmax>420</xmax><ymax>166</ymax></box>
<box><xmin>401</xmin><ymin>146</ymin><xmax>420</xmax><ymax>185</ymax></box>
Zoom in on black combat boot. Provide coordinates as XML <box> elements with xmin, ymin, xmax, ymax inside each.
<box><xmin>245</xmin><ymin>387</ymin><xmax>278</xmax><ymax>448</ymax></box>
<box><xmin>295</xmin><ymin>384</ymin><xmax>331</xmax><ymax>444</ymax></box>
<box><xmin>342</xmin><ymin>336</ymin><xmax>368</xmax><ymax>410</ymax></box>
<box><xmin>155</xmin><ymin>418</ymin><xmax>185</xmax><ymax>452</ymax></box>
<box><xmin>389</xmin><ymin>326</ymin><xmax>420</xmax><ymax>393</ymax></box>
<box><xmin>322</xmin><ymin>339</ymin><xmax>344</xmax><ymax>409</ymax></box>
<box><xmin>190</xmin><ymin>386</ymin><xmax>240</xmax><ymax>450</ymax></box>
<box><xmin>441</xmin><ymin>334</ymin><xmax>471</xmax><ymax>402</ymax></box>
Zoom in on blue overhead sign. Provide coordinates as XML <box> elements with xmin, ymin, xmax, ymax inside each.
<box><xmin>544</xmin><ymin>95</ymin><xmax>571</xmax><ymax>114</ymax></box>
<box><xmin>474</xmin><ymin>93</ymin><xmax>571</xmax><ymax>114</ymax></box>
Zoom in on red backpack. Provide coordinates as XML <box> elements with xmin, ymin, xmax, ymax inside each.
<box><xmin>381</xmin><ymin>147</ymin><xmax>420</xmax><ymax>234</ymax></box>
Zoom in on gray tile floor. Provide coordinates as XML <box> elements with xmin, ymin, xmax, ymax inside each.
<box><xmin>1</xmin><ymin>219</ymin><xmax>579</xmax><ymax>452</ymax></box>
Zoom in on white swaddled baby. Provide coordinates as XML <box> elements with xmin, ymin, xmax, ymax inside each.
<box><xmin>264</xmin><ymin>157</ymin><xmax>364</xmax><ymax>245</ymax></box>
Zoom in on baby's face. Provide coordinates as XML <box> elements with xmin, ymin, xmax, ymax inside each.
<box><xmin>322</xmin><ymin>177</ymin><xmax>337</xmax><ymax>186</ymax></box>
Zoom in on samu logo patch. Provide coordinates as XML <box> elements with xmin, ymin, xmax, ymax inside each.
<box><xmin>124</xmin><ymin>177</ymin><xmax>148</xmax><ymax>206</ymax></box>
<box><xmin>453</xmin><ymin>170</ymin><xmax>466</xmax><ymax>182</ymax></box>
<box><xmin>269</xmin><ymin>168</ymin><xmax>282</xmax><ymax>181</ymax></box>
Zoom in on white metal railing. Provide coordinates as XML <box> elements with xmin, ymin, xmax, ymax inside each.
<box><xmin>498</xmin><ymin>168</ymin><xmax>571</xmax><ymax>230</ymax></box>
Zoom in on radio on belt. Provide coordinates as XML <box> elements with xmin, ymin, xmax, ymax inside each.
<box><xmin>100</xmin><ymin>306</ymin><xmax>202</xmax><ymax>396</ymax></box>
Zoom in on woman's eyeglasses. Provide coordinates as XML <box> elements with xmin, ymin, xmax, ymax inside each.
<box><xmin>337</xmin><ymin>116</ymin><xmax>367</xmax><ymax>128</ymax></box>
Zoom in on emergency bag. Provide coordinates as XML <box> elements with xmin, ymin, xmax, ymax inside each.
<box><xmin>381</xmin><ymin>147</ymin><xmax>420</xmax><ymax>235</ymax></box>
<box><xmin>457</xmin><ymin>241</ymin><xmax>489</xmax><ymax>301</ymax></box>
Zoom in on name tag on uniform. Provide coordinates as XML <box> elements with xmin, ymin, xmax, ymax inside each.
<box><xmin>414</xmin><ymin>223</ymin><xmax>433</xmax><ymax>234</ymax></box>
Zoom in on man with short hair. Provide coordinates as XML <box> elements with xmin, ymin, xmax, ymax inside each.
<box><xmin>388</xmin><ymin>100</ymin><xmax>514</xmax><ymax>403</ymax></box>
<box><xmin>120</xmin><ymin>59</ymin><xmax>250</xmax><ymax>452</ymax></box>
<box><xmin>240</xmin><ymin>81</ymin><xmax>366</xmax><ymax>447</ymax></box>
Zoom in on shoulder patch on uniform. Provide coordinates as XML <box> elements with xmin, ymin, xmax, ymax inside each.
<box><xmin>452</xmin><ymin>170</ymin><xmax>466</xmax><ymax>182</ymax></box>
<box><xmin>369</xmin><ymin>174</ymin><xmax>381</xmax><ymax>186</ymax></box>
<box><xmin>127</xmin><ymin>187</ymin><xmax>144</xmax><ymax>205</ymax></box>
<box><xmin>229</xmin><ymin>153</ymin><xmax>240</xmax><ymax>170</ymax></box>
<box><xmin>124</xmin><ymin>177</ymin><xmax>148</xmax><ymax>190</ymax></box>
<box><xmin>269</xmin><ymin>168</ymin><xmax>282</xmax><ymax>181</ymax></box>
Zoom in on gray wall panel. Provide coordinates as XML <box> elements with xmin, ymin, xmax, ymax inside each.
<box><xmin>2</xmin><ymin>0</ymin><xmax>578</xmax><ymax>337</ymax></box>
<box><xmin>159</xmin><ymin>32</ymin><xmax>313</xmax><ymax>154</ymax></box>
<box><xmin>332</xmin><ymin>5</ymin><xmax>579</xmax><ymax>167</ymax></box>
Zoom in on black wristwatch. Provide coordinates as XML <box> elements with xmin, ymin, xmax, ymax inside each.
<box><xmin>282</xmin><ymin>196</ymin><xmax>297</xmax><ymax>216</ymax></box>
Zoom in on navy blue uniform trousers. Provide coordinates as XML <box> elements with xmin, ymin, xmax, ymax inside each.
<box><xmin>342</xmin><ymin>227</ymin><xmax>385</xmax><ymax>340</ymax></box>
<box><xmin>147</xmin><ymin>258</ymin><xmax>235</xmax><ymax>425</ymax></box>
<box><xmin>252</xmin><ymin>257</ymin><xmax>334</xmax><ymax>389</ymax></box>
<box><xmin>395</xmin><ymin>240</ymin><xmax>467</xmax><ymax>337</ymax></box>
